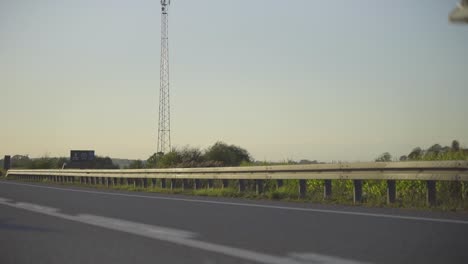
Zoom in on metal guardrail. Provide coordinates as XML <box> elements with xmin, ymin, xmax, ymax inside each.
<box><xmin>5</xmin><ymin>160</ymin><xmax>468</xmax><ymax>206</ymax></box>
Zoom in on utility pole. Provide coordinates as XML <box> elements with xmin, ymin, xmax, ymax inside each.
<box><xmin>157</xmin><ymin>0</ymin><xmax>171</xmax><ymax>154</ymax></box>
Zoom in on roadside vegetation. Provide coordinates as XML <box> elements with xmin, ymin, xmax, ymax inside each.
<box><xmin>2</xmin><ymin>140</ymin><xmax>468</xmax><ymax>211</ymax></box>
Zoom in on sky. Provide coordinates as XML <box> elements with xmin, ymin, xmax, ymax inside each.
<box><xmin>1</xmin><ymin>0</ymin><xmax>467</xmax><ymax>162</ymax></box>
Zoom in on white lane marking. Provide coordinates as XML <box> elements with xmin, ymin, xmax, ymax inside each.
<box><xmin>0</xmin><ymin>197</ymin><xmax>368</xmax><ymax>264</ymax></box>
<box><xmin>77</xmin><ymin>214</ymin><xmax>196</xmax><ymax>239</ymax></box>
<box><xmin>1</xmin><ymin>181</ymin><xmax>468</xmax><ymax>225</ymax></box>
<box><xmin>289</xmin><ymin>253</ymin><xmax>367</xmax><ymax>264</ymax></box>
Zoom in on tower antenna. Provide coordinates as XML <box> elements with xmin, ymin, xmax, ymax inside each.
<box><xmin>157</xmin><ymin>0</ymin><xmax>171</xmax><ymax>154</ymax></box>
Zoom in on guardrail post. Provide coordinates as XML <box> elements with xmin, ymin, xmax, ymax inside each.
<box><xmin>427</xmin><ymin>180</ymin><xmax>437</xmax><ymax>207</ymax></box>
<box><xmin>151</xmin><ymin>179</ymin><xmax>156</xmax><ymax>188</ymax></box>
<box><xmin>277</xmin><ymin>180</ymin><xmax>283</xmax><ymax>189</ymax></box>
<box><xmin>222</xmin><ymin>180</ymin><xmax>229</xmax><ymax>189</ymax></box>
<box><xmin>238</xmin><ymin>179</ymin><xmax>246</xmax><ymax>192</ymax></box>
<box><xmin>182</xmin><ymin>179</ymin><xmax>189</xmax><ymax>190</ymax></box>
<box><xmin>387</xmin><ymin>180</ymin><xmax>396</xmax><ymax>204</ymax></box>
<box><xmin>143</xmin><ymin>178</ymin><xmax>148</xmax><ymax>188</ymax></box>
<box><xmin>324</xmin><ymin>180</ymin><xmax>332</xmax><ymax>199</ymax></box>
<box><xmin>194</xmin><ymin>179</ymin><xmax>201</xmax><ymax>190</ymax></box>
<box><xmin>161</xmin><ymin>179</ymin><xmax>167</xmax><ymax>188</ymax></box>
<box><xmin>207</xmin><ymin>179</ymin><xmax>214</xmax><ymax>189</ymax></box>
<box><xmin>256</xmin><ymin>180</ymin><xmax>264</xmax><ymax>194</ymax></box>
<box><xmin>3</xmin><ymin>155</ymin><xmax>11</xmax><ymax>170</ymax></box>
<box><xmin>170</xmin><ymin>179</ymin><xmax>176</xmax><ymax>190</ymax></box>
<box><xmin>353</xmin><ymin>180</ymin><xmax>363</xmax><ymax>204</ymax></box>
<box><xmin>299</xmin><ymin>180</ymin><xmax>307</xmax><ymax>198</ymax></box>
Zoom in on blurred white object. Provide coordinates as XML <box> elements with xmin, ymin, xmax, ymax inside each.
<box><xmin>450</xmin><ymin>0</ymin><xmax>468</xmax><ymax>23</ymax></box>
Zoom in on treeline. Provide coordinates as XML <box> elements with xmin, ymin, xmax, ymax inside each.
<box><xmin>376</xmin><ymin>140</ymin><xmax>467</xmax><ymax>162</ymax></box>
<box><xmin>127</xmin><ymin>142</ymin><xmax>252</xmax><ymax>169</ymax></box>
<box><xmin>1</xmin><ymin>155</ymin><xmax>119</xmax><ymax>169</ymax></box>
<box><xmin>3</xmin><ymin>140</ymin><xmax>466</xmax><ymax>171</ymax></box>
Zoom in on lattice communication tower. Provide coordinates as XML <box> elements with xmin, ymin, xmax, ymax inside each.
<box><xmin>157</xmin><ymin>0</ymin><xmax>171</xmax><ymax>154</ymax></box>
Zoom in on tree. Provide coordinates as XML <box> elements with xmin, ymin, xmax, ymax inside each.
<box><xmin>146</xmin><ymin>152</ymin><xmax>162</xmax><ymax>168</ymax></box>
<box><xmin>11</xmin><ymin>155</ymin><xmax>32</xmax><ymax>168</ymax></box>
<box><xmin>408</xmin><ymin>147</ymin><xmax>422</xmax><ymax>160</ymax></box>
<box><xmin>427</xmin><ymin>144</ymin><xmax>442</xmax><ymax>155</ymax></box>
<box><xmin>204</xmin><ymin>142</ymin><xmax>252</xmax><ymax>167</ymax></box>
<box><xmin>90</xmin><ymin>156</ymin><xmax>118</xmax><ymax>169</ymax></box>
<box><xmin>128</xmin><ymin>160</ymin><xmax>144</xmax><ymax>169</ymax></box>
<box><xmin>157</xmin><ymin>151</ymin><xmax>182</xmax><ymax>168</ymax></box>
<box><xmin>375</xmin><ymin>152</ymin><xmax>392</xmax><ymax>162</ymax></box>
<box><xmin>399</xmin><ymin>155</ymin><xmax>408</xmax><ymax>161</ymax></box>
<box><xmin>452</xmin><ymin>140</ymin><xmax>460</xmax><ymax>151</ymax></box>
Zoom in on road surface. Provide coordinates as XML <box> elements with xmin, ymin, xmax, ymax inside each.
<box><xmin>1</xmin><ymin>180</ymin><xmax>467</xmax><ymax>264</ymax></box>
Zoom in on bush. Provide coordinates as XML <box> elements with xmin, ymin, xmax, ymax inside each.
<box><xmin>146</xmin><ymin>142</ymin><xmax>251</xmax><ymax>168</ymax></box>
<box><xmin>204</xmin><ymin>142</ymin><xmax>252</xmax><ymax>167</ymax></box>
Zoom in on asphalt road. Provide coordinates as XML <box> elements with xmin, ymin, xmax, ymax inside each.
<box><xmin>1</xmin><ymin>180</ymin><xmax>467</xmax><ymax>264</ymax></box>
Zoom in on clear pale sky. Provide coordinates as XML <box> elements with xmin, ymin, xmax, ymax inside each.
<box><xmin>1</xmin><ymin>0</ymin><xmax>467</xmax><ymax>162</ymax></box>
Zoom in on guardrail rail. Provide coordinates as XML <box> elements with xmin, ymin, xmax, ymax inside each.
<box><xmin>5</xmin><ymin>160</ymin><xmax>468</xmax><ymax>206</ymax></box>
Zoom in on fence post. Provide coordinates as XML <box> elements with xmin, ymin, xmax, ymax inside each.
<box><xmin>194</xmin><ymin>179</ymin><xmax>201</xmax><ymax>190</ymax></box>
<box><xmin>427</xmin><ymin>180</ymin><xmax>437</xmax><ymax>207</ymax></box>
<box><xmin>182</xmin><ymin>179</ymin><xmax>189</xmax><ymax>190</ymax></box>
<box><xmin>256</xmin><ymin>180</ymin><xmax>264</xmax><ymax>194</ymax></box>
<box><xmin>387</xmin><ymin>180</ymin><xmax>396</xmax><ymax>204</ymax></box>
<box><xmin>324</xmin><ymin>180</ymin><xmax>332</xmax><ymax>199</ymax></box>
<box><xmin>238</xmin><ymin>179</ymin><xmax>246</xmax><ymax>193</ymax></box>
<box><xmin>207</xmin><ymin>179</ymin><xmax>214</xmax><ymax>189</ymax></box>
<box><xmin>299</xmin><ymin>180</ymin><xmax>307</xmax><ymax>198</ymax></box>
<box><xmin>353</xmin><ymin>180</ymin><xmax>363</xmax><ymax>204</ymax></box>
<box><xmin>277</xmin><ymin>180</ymin><xmax>284</xmax><ymax>189</ymax></box>
<box><xmin>222</xmin><ymin>180</ymin><xmax>229</xmax><ymax>189</ymax></box>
